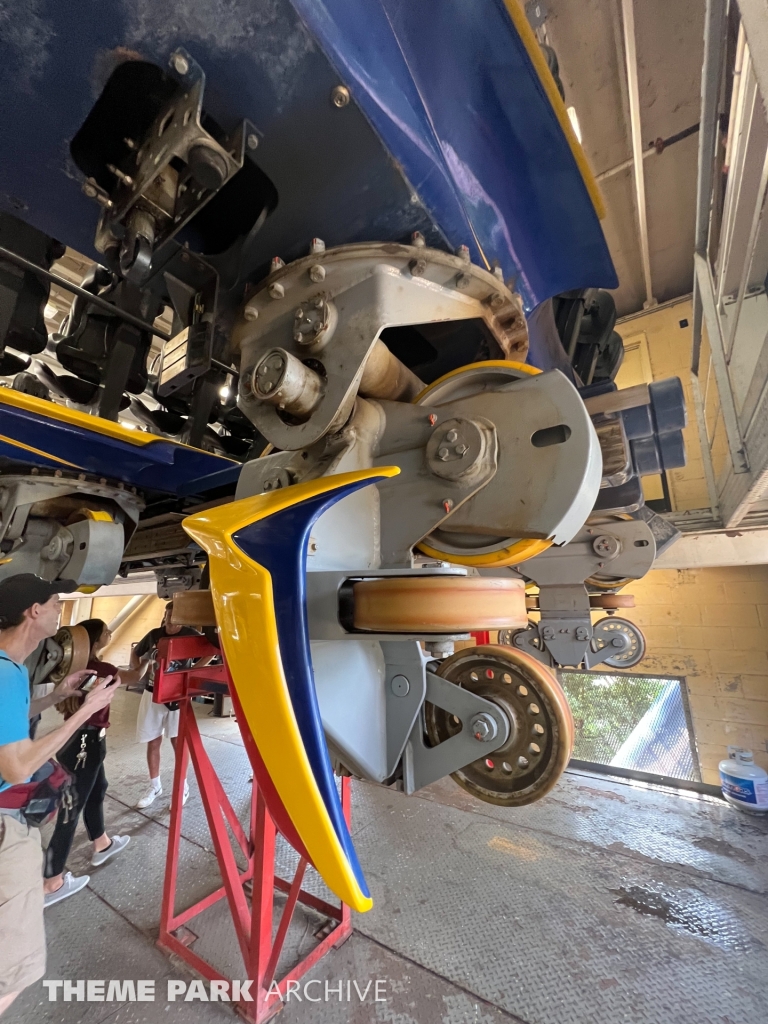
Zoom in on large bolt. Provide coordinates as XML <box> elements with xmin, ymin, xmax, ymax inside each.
<box><xmin>269</xmin><ymin>256</ymin><xmax>285</xmax><ymax>274</ymax></box>
<box><xmin>293</xmin><ymin>298</ymin><xmax>331</xmax><ymax>346</ymax></box>
<box><xmin>309</xmin><ymin>237</ymin><xmax>326</xmax><ymax>254</ymax></box>
<box><xmin>437</xmin><ymin>447</ymin><xmax>450</xmax><ymax>461</ymax></box>
<box><xmin>409</xmin><ymin>257</ymin><xmax>427</xmax><ymax>276</ymax></box>
<box><xmin>268</xmin><ymin>282</ymin><xmax>284</xmax><ymax>299</ymax></box>
<box><xmin>309</xmin><ymin>264</ymin><xmax>326</xmax><ymax>282</ymax></box>
<box><xmin>390</xmin><ymin>675</ymin><xmax>410</xmax><ymax>697</ymax></box>
<box><xmin>250</xmin><ymin>347</ymin><xmax>324</xmax><ymax>418</ymax></box>
<box><xmin>457</xmin><ymin>244</ymin><xmax>471</xmax><ymax>262</ymax></box>
<box><xmin>243</xmin><ymin>304</ymin><xmax>259</xmax><ymax>322</ymax></box>
<box><xmin>446</xmin><ymin>429</ymin><xmax>458</xmax><ymax>442</ymax></box>
<box><xmin>470</xmin><ymin>713</ymin><xmax>498</xmax><ymax>743</ymax></box>
<box><xmin>331</xmin><ymin>85</ymin><xmax>350</xmax><ymax>108</ymax></box>
<box><xmin>107</xmin><ymin>163</ymin><xmax>133</xmax><ymax>186</ymax></box>
<box><xmin>592</xmin><ymin>534</ymin><xmax>620</xmax><ymax>559</ymax></box>
<box><xmin>411</xmin><ymin>231</ymin><xmax>426</xmax><ymax>248</ymax></box>
<box><xmin>170</xmin><ymin>52</ymin><xmax>189</xmax><ymax>75</ymax></box>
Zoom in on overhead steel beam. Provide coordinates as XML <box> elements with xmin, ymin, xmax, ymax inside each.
<box><xmin>654</xmin><ymin>526</ymin><xmax>768</xmax><ymax>568</ymax></box>
<box><xmin>689</xmin><ymin>372</ymin><xmax>722</xmax><ymax>514</ymax></box>
<box><xmin>695</xmin><ymin>253</ymin><xmax>750</xmax><ymax>474</ymax></box>
<box><xmin>692</xmin><ymin>0</ymin><xmax>728</xmax><ymax>377</ymax></box>
<box><xmin>621</xmin><ymin>0</ymin><xmax>656</xmax><ymax>308</ymax></box>
<box><xmin>737</xmin><ymin>0</ymin><xmax>768</xmax><ymax>104</ymax></box>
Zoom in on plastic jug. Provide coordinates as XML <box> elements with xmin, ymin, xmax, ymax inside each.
<box><xmin>719</xmin><ymin>747</ymin><xmax>768</xmax><ymax>813</ymax></box>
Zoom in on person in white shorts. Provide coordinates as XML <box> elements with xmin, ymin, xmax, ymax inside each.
<box><xmin>132</xmin><ymin>603</ymin><xmax>201</xmax><ymax>809</ymax></box>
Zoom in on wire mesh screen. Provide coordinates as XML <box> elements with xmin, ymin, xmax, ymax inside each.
<box><xmin>559</xmin><ymin>672</ymin><xmax>700</xmax><ymax>782</ymax></box>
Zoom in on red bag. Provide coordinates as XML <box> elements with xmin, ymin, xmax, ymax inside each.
<box><xmin>0</xmin><ymin>759</ymin><xmax>75</xmax><ymax>826</ymax></box>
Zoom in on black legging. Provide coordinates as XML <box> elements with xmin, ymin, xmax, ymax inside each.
<box><xmin>44</xmin><ymin>728</ymin><xmax>108</xmax><ymax>878</ymax></box>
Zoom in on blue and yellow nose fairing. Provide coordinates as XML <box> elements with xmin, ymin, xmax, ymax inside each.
<box><xmin>182</xmin><ymin>468</ymin><xmax>399</xmax><ymax>913</ymax></box>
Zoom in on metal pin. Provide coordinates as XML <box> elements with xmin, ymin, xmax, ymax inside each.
<box><xmin>107</xmin><ymin>164</ymin><xmax>133</xmax><ymax>186</ymax></box>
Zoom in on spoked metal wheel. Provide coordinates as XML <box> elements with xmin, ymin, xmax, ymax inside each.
<box><xmin>425</xmin><ymin>645</ymin><xmax>574</xmax><ymax>806</ymax></box>
<box><xmin>49</xmin><ymin>625</ymin><xmax>90</xmax><ymax>683</ymax></box>
<box><xmin>497</xmin><ymin>621</ymin><xmax>541</xmax><ymax>650</ymax></box>
<box><xmin>592</xmin><ymin>616</ymin><xmax>646</xmax><ymax>668</ymax></box>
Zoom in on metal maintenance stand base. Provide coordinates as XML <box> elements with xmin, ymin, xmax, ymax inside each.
<box><xmin>154</xmin><ymin>635</ymin><xmax>353</xmax><ymax>1023</ymax></box>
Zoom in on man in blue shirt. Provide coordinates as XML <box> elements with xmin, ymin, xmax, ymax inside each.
<box><xmin>0</xmin><ymin>575</ymin><xmax>119</xmax><ymax>1017</ymax></box>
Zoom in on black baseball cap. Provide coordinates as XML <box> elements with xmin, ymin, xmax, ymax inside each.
<box><xmin>0</xmin><ymin>573</ymin><xmax>77</xmax><ymax>627</ymax></box>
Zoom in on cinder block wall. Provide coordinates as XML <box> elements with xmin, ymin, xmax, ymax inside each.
<box><xmin>614</xmin><ymin>297</ymin><xmax>730</xmax><ymax>511</ymax></box>
<box><xmin>63</xmin><ymin>594</ymin><xmax>167</xmax><ymax>667</ymax></box>
<box><xmin>97</xmin><ymin>595</ymin><xmax>166</xmax><ymax>666</ymax></box>
<box><xmin>617</xmin><ymin>565</ymin><xmax>768</xmax><ymax>785</ymax></box>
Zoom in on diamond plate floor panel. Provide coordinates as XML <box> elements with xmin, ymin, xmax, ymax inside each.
<box><xmin>6</xmin><ymin>886</ymin><xmax>232</xmax><ymax>1024</ymax></box>
<box><xmin>10</xmin><ymin>687</ymin><xmax>767</xmax><ymax>1024</ymax></box>
<box><xmin>351</xmin><ymin>783</ymin><xmax>768</xmax><ymax>1024</ymax></box>
<box><xmin>417</xmin><ymin>772</ymin><xmax>768</xmax><ymax>894</ymax></box>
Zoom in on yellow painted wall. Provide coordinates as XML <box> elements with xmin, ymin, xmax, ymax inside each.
<box><xmin>63</xmin><ymin>594</ymin><xmax>167</xmax><ymax>666</ymax></box>
<box><xmin>618</xmin><ymin>565</ymin><xmax>768</xmax><ymax>785</ymax></box>
<box><xmin>615</xmin><ymin>298</ymin><xmax>729</xmax><ymax>512</ymax></box>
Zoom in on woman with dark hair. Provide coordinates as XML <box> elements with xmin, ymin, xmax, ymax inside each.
<box><xmin>42</xmin><ymin>619</ymin><xmax>130</xmax><ymax>907</ymax></box>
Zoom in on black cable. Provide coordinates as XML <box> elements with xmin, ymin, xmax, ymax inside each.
<box><xmin>0</xmin><ymin>245</ymin><xmax>172</xmax><ymax>342</ymax></box>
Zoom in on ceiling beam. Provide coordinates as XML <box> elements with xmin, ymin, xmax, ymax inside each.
<box><xmin>620</xmin><ymin>0</ymin><xmax>656</xmax><ymax>309</ymax></box>
<box><xmin>737</xmin><ymin>0</ymin><xmax>768</xmax><ymax>105</ymax></box>
<box><xmin>654</xmin><ymin>527</ymin><xmax>768</xmax><ymax>568</ymax></box>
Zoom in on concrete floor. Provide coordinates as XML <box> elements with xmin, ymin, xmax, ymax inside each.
<box><xmin>5</xmin><ymin>686</ymin><xmax>768</xmax><ymax>1024</ymax></box>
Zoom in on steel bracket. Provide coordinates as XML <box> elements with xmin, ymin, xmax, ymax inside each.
<box><xmin>402</xmin><ymin>671</ymin><xmax>510</xmax><ymax>793</ymax></box>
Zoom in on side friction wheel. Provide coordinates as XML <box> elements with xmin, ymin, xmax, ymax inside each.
<box><xmin>425</xmin><ymin>645</ymin><xmax>574</xmax><ymax>806</ymax></box>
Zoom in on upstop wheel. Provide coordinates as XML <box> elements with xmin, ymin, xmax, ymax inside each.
<box><xmin>425</xmin><ymin>645</ymin><xmax>574</xmax><ymax>806</ymax></box>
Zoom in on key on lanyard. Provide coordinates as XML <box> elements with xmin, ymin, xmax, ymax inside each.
<box><xmin>74</xmin><ymin>733</ymin><xmax>88</xmax><ymax>771</ymax></box>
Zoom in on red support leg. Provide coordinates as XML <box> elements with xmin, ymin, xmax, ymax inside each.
<box><xmin>158</xmin><ymin>699</ymin><xmax>192</xmax><ymax>948</ymax></box>
<box><xmin>155</xmin><ymin>642</ymin><xmax>354</xmax><ymax>1024</ymax></box>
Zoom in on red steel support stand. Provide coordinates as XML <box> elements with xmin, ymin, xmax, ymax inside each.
<box><xmin>154</xmin><ymin>637</ymin><xmax>353</xmax><ymax>1023</ymax></box>
<box><xmin>471</xmin><ymin>631</ymin><xmax>491</xmax><ymax>645</ymax></box>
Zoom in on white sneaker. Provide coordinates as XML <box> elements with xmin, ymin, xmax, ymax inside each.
<box><xmin>44</xmin><ymin>871</ymin><xmax>89</xmax><ymax>908</ymax></box>
<box><xmin>137</xmin><ymin>781</ymin><xmax>162</xmax><ymax>808</ymax></box>
<box><xmin>182</xmin><ymin>780</ymin><xmax>190</xmax><ymax>805</ymax></box>
<box><xmin>91</xmin><ymin>834</ymin><xmax>131</xmax><ymax>867</ymax></box>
